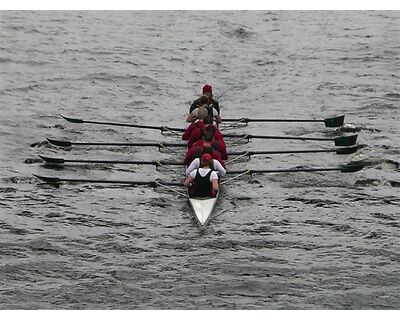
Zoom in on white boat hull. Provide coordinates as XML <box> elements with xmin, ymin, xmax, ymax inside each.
<box><xmin>188</xmin><ymin>190</ymin><xmax>219</xmax><ymax>228</ymax></box>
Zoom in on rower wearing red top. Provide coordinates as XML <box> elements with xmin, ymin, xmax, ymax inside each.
<box><xmin>182</xmin><ymin>102</ymin><xmax>208</xmax><ymax>141</ymax></box>
<box><xmin>184</xmin><ymin>153</ymin><xmax>219</xmax><ymax>198</ymax></box>
<box><xmin>187</xmin><ymin>116</ymin><xmax>227</xmax><ymax>160</ymax></box>
<box><xmin>184</xmin><ymin>139</ymin><xmax>224</xmax><ymax>167</ymax></box>
<box><xmin>191</xmin><ymin>126</ymin><xmax>228</xmax><ymax>161</ymax></box>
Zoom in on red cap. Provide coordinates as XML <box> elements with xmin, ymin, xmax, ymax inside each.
<box><xmin>201</xmin><ymin>153</ymin><xmax>213</xmax><ymax>162</ymax></box>
<box><xmin>202</xmin><ymin>84</ymin><xmax>212</xmax><ymax>95</ymax></box>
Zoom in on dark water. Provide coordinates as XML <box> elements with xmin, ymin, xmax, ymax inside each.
<box><xmin>0</xmin><ymin>11</ymin><xmax>399</xmax><ymax>309</ymax></box>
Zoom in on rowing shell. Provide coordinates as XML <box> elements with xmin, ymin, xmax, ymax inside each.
<box><xmin>188</xmin><ymin>189</ymin><xmax>220</xmax><ymax>228</ymax></box>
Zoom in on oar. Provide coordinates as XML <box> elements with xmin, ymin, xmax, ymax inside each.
<box><xmin>60</xmin><ymin>114</ymin><xmax>185</xmax><ymax>132</ymax></box>
<box><xmin>33</xmin><ymin>174</ymin><xmax>182</xmax><ymax>187</ymax></box>
<box><xmin>38</xmin><ymin>155</ymin><xmax>184</xmax><ymax>166</ymax></box>
<box><xmin>46</xmin><ymin>138</ymin><xmax>360</xmax><ymax>155</ymax></box>
<box><xmin>224</xmin><ymin>133</ymin><xmax>358</xmax><ymax>146</ymax></box>
<box><xmin>46</xmin><ymin>138</ymin><xmax>186</xmax><ymax>148</ymax></box>
<box><xmin>227</xmin><ymin>161</ymin><xmax>364</xmax><ymax>175</ymax></box>
<box><xmin>34</xmin><ymin>161</ymin><xmax>364</xmax><ymax>187</ymax></box>
<box><xmin>229</xmin><ymin>145</ymin><xmax>360</xmax><ymax>156</ymax></box>
<box><xmin>223</xmin><ymin>115</ymin><xmax>345</xmax><ymax>127</ymax></box>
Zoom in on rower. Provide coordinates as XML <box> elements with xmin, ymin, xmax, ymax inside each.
<box><xmin>187</xmin><ymin>90</ymin><xmax>221</xmax><ymax>125</ymax></box>
<box><xmin>182</xmin><ymin>104</ymin><xmax>208</xmax><ymax>141</ymax></box>
<box><xmin>185</xmin><ymin>150</ymin><xmax>226</xmax><ymax>177</ymax></box>
<box><xmin>186</xmin><ymin>95</ymin><xmax>209</xmax><ymax>123</ymax></box>
<box><xmin>184</xmin><ymin>153</ymin><xmax>219</xmax><ymax>198</ymax></box>
<box><xmin>184</xmin><ymin>133</ymin><xmax>225</xmax><ymax>166</ymax></box>
<box><xmin>190</xmin><ymin>84</ymin><xmax>220</xmax><ymax>116</ymax></box>
<box><xmin>191</xmin><ymin>127</ymin><xmax>228</xmax><ymax>160</ymax></box>
<box><xmin>188</xmin><ymin>119</ymin><xmax>228</xmax><ymax>159</ymax></box>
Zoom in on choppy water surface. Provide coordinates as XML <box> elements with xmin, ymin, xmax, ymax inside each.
<box><xmin>0</xmin><ymin>11</ymin><xmax>399</xmax><ymax>309</ymax></box>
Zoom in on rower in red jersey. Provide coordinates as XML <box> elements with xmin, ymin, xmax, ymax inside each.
<box><xmin>184</xmin><ymin>140</ymin><xmax>224</xmax><ymax>167</ymax></box>
<box><xmin>191</xmin><ymin>127</ymin><xmax>228</xmax><ymax>160</ymax></box>
<box><xmin>187</xmin><ymin>115</ymin><xmax>225</xmax><ymax>149</ymax></box>
<box><xmin>182</xmin><ymin>102</ymin><xmax>208</xmax><ymax>141</ymax></box>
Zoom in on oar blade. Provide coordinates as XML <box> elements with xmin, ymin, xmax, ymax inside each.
<box><xmin>59</xmin><ymin>114</ymin><xmax>84</xmax><ymax>123</ymax></box>
<box><xmin>334</xmin><ymin>134</ymin><xmax>358</xmax><ymax>146</ymax></box>
<box><xmin>335</xmin><ymin>145</ymin><xmax>359</xmax><ymax>155</ymax></box>
<box><xmin>340</xmin><ymin>161</ymin><xmax>365</xmax><ymax>173</ymax></box>
<box><xmin>324</xmin><ymin>115</ymin><xmax>345</xmax><ymax>127</ymax></box>
<box><xmin>46</xmin><ymin>138</ymin><xmax>72</xmax><ymax>147</ymax></box>
<box><xmin>33</xmin><ymin>174</ymin><xmax>61</xmax><ymax>185</ymax></box>
<box><xmin>38</xmin><ymin>155</ymin><xmax>65</xmax><ymax>164</ymax></box>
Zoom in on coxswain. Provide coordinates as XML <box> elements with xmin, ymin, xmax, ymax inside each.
<box><xmin>182</xmin><ymin>102</ymin><xmax>208</xmax><ymax>141</ymax></box>
<box><xmin>187</xmin><ymin>87</ymin><xmax>221</xmax><ymax>125</ymax></box>
<box><xmin>183</xmin><ymin>133</ymin><xmax>225</xmax><ymax>167</ymax></box>
<box><xmin>183</xmin><ymin>153</ymin><xmax>219</xmax><ymax>198</ymax></box>
<box><xmin>190</xmin><ymin>84</ymin><xmax>220</xmax><ymax>116</ymax></box>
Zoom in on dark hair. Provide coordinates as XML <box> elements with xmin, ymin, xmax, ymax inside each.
<box><xmin>204</xmin><ymin>131</ymin><xmax>213</xmax><ymax>143</ymax></box>
<box><xmin>205</xmin><ymin>125</ymin><xmax>215</xmax><ymax>135</ymax></box>
<box><xmin>204</xmin><ymin>115</ymin><xmax>213</xmax><ymax>125</ymax></box>
<box><xmin>203</xmin><ymin>146</ymin><xmax>213</xmax><ymax>154</ymax></box>
<box><xmin>198</xmin><ymin>95</ymin><xmax>209</xmax><ymax>105</ymax></box>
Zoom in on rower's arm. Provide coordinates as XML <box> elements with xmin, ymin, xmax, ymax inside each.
<box><xmin>212</xmin><ymin>179</ymin><xmax>219</xmax><ymax>193</ymax></box>
<box><xmin>186</xmin><ymin>159</ymin><xmax>199</xmax><ymax>175</ymax></box>
<box><xmin>214</xmin><ymin>160</ymin><xmax>226</xmax><ymax>177</ymax></box>
<box><xmin>186</xmin><ymin>112</ymin><xmax>196</xmax><ymax>123</ymax></box>
<box><xmin>183</xmin><ymin>175</ymin><xmax>194</xmax><ymax>187</ymax></box>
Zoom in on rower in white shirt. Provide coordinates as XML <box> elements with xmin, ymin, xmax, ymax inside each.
<box><xmin>185</xmin><ymin>148</ymin><xmax>226</xmax><ymax>177</ymax></box>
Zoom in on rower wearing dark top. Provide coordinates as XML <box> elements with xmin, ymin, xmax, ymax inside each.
<box><xmin>190</xmin><ymin>84</ymin><xmax>220</xmax><ymax>115</ymax></box>
<box><xmin>187</xmin><ymin>85</ymin><xmax>221</xmax><ymax>125</ymax></box>
<box><xmin>184</xmin><ymin>153</ymin><xmax>219</xmax><ymax>198</ymax></box>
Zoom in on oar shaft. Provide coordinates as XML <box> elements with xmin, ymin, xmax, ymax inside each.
<box><xmin>71</xmin><ymin>142</ymin><xmax>160</xmax><ymax>146</ymax></box>
<box><xmin>228</xmin><ymin>149</ymin><xmax>338</xmax><ymax>156</ymax></box>
<box><xmin>41</xmin><ymin>157</ymin><xmax>184</xmax><ymax>166</ymax></box>
<box><xmin>60</xmin><ymin>115</ymin><xmax>184</xmax><ymax>132</ymax></box>
<box><xmin>61</xmin><ymin>159</ymin><xmax>159</xmax><ymax>165</ymax></box>
<box><xmin>46</xmin><ymin>138</ymin><xmax>187</xmax><ymax>148</ymax></box>
<box><xmin>33</xmin><ymin>175</ymin><xmax>182</xmax><ymax>187</ymax></box>
<box><xmin>224</xmin><ymin>134</ymin><xmax>332</xmax><ymax>141</ymax></box>
<box><xmin>222</xmin><ymin>115</ymin><xmax>345</xmax><ymax>127</ymax></box>
<box><xmin>228</xmin><ymin>167</ymin><xmax>340</xmax><ymax>175</ymax></box>
<box><xmin>84</xmin><ymin>119</ymin><xmax>163</xmax><ymax>130</ymax></box>
<box><xmin>223</xmin><ymin>118</ymin><xmax>323</xmax><ymax>123</ymax></box>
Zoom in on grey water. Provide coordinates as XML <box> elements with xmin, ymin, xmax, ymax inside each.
<box><xmin>0</xmin><ymin>11</ymin><xmax>399</xmax><ymax>309</ymax></box>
